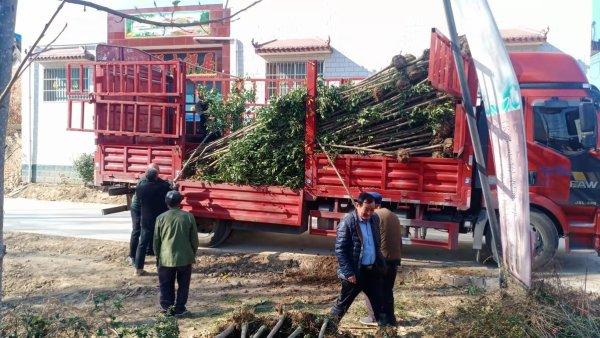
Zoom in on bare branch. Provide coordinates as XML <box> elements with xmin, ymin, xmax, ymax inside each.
<box><xmin>17</xmin><ymin>23</ymin><xmax>68</xmax><ymax>80</ymax></box>
<box><xmin>0</xmin><ymin>0</ymin><xmax>66</xmax><ymax>104</ymax></box>
<box><xmin>64</xmin><ymin>0</ymin><xmax>262</xmax><ymax>28</ymax></box>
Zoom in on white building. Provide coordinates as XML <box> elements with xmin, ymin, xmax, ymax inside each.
<box><xmin>20</xmin><ymin>44</ymin><xmax>97</xmax><ymax>182</ymax></box>
<box><xmin>18</xmin><ymin>0</ymin><xmax>594</xmax><ymax>182</ymax></box>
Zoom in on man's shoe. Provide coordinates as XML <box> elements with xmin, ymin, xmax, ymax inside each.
<box><xmin>134</xmin><ymin>269</ymin><xmax>147</xmax><ymax>276</ymax></box>
<box><xmin>359</xmin><ymin>316</ymin><xmax>378</xmax><ymax>327</ymax></box>
<box><xmin>126</xmin><ymin>257</ymin><xmax>134</xmax><ymax>266</ymax></box>
<box><xmin>173</xmin><ymin>310</ymin><xmax>190</xmax><ymax>318</ymax></box>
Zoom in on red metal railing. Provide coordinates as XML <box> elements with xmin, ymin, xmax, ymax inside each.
<box><xmin>428</xmin><ymin>28</ymin><xmax>478</xmax><ymax>99</ymax></box>
<box><xmin>67</xmin><ymin>60</ymin><xmax>186</xmax><ymax>138</ymax></box>
<box><xmin>94</xmin><ymin>61</ymin><xmax>183</xmax><ymax>98</ymax></box>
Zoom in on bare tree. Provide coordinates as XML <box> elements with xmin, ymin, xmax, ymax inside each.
<box><xmin>0</xmin><ymin>0</ymin><xmax>18</xmax><ymax>304</ymax></box>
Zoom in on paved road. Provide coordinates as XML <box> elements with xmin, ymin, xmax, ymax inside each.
<box><xmin>4</xmin><ymin>198</ymin><xmax>132</xmax><ymax>242</ymax></box>
<box><xmin>5</xmin><ymin>198</ymin><xmax>600</xmax><ymax>291</ymax></box>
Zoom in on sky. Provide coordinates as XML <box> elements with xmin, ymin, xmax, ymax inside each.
<box><xmin>13</xmin><ymin>0</ymin><xmax>593</xmax><ymax>71</ymax></box>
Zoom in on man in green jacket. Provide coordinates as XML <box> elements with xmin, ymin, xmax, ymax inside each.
<box><xmin>153</xmin><ymin>190</ymin><xmax>199</xmax><ymax>317</ymax></box>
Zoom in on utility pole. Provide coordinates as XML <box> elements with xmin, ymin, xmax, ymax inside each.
<box><xmin>0</xmin><ymin>0</ymin><xmax>18</xmax><ymax>303</ymax></box>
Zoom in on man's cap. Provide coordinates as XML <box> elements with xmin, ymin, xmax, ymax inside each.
<box><xmin>165</xmin><ymin>190</ymin><xmax>183</xmax><ymax>207</ymax></box>
<box><xmin>367</xmin><ymin>191</ymin><xmax>382</xmax><ymax>204</ymax></box>
<box><xmin>356</xmin><ymin>191</ymin><xmax>375</xmax><ymax>204</ymax></box>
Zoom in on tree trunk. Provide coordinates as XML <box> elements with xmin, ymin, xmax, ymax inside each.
<box><xmin>0</xmin><ymin>0</ymin><xmax>18</xmax><ymax>304</ymax></box>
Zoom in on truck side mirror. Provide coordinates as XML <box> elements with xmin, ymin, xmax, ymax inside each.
<box><xmin>579</xmin><ymin>102</ymin><xmax>597</xmax><ymax>133</ymax></box>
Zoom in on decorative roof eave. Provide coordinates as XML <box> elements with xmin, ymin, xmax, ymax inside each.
<box><xmin>35</xmin><ymin>46</ymin><xmax>95</xmax><ymax>62</ymax></box>
<box><xmin>36</xmin><ymin>55</ymin><xmax>94</xmax><ymax>61</ymax></box>
<box><xmin>252</xmin><ymin>37</ymin><xmax>332</xmax><ymax>55</ymax></box>
<box><xmin>503</xmin><ymin>37</ymin><xmax>547</xmax><ymax>44</ymax></box>
<box><xmin>501</xmin><ymin>27</ymin><xmax>549</xmax><ymax>45</ymax></box>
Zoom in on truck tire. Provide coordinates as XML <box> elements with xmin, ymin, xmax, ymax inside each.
<box><xmin>530</xmin><ymin>211</ymin><xmax>559</xmax><ymax>270</ymax></box>
<box><xmin>479</xmin><ymin>210</ymin><xmax>559</xmax><ymax>270</ymax></box>
<box><xmin>197</xmin><ymin>219</ymin><xmax>232</xmax><ymax>248</ymax></box>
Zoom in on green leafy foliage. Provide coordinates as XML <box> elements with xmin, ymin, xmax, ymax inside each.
<box><xmin>73</xmin><ymin>153</ymin><xmax>94</xmax><ymax>183</ymax></box>
<box><xmin>191</xmin><ymin>52</ymin><xmax>456</xmax><ymax>188</ymax></box>
<box><xmin>200</xmin><ymin>87</ymin><xmax>307</xmax><ymax>188</ymax></box>
<box><xmin>198</xmin><ymin>82</ymin><xmax>256</xmax><ymax>134</ymax></box>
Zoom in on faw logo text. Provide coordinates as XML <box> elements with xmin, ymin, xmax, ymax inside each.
<box><xmin>570</xmin><ymin>180</ymin><xmax>599</xmax><ymax>189</ymax></box>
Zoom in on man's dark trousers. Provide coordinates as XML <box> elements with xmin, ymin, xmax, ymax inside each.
<box><xmin>365</xmin><ymin>260</ymin><xmax>399</xmax><ymax>324</ymax></box>
<box><xmin>382</xmin><ymin>261</ymin><xmax>399</xmax><ymax>324</ymax></box>
<box><xmin>129</xmin><ymin>209</ymin><xmax>141</xmax><ymax>260</ymax></box>
<box><xmin>135</xmin><ymin>218</ymin><xmax>157</xmax><ymax>269</ymax></box>
<box><xmin>158</xmin><ymin>264</ymin><xmax>192</xmax><ymax>314</ymax></box>
<box><xmin>331</xmin><ymin>266</ymin><xmax>383</xmax><ymax>322</ymax></box>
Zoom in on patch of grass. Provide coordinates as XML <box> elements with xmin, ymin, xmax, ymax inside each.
<box><xmin>0</xmin><ymin>294</ymin><xmax>179</xmax><ymax>338</ymax></box>
<box><xmin>194</xmin><ymin>306</ymin><xmax>232</xmax><ymax>319</ymax></box>
<box><xmin>253</xmin><ymin>300</ymin><xmax>275</xmax><ymax>314</ymax></box>
<box><xmin>220</xmin><ymin>293</ymin><xmax>238</xmax><ymax>304</ymax></box>
<box><xmin>466</xmin><ymin>283</ymin><xmax>485</xmax><ymax>296</ymax></box>
<box><xmin>427</xmin><ymin>280</ymin><xmax>600</xmax><ymax>337</ymax></box>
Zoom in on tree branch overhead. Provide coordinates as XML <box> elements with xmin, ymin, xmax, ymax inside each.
<box><xmin>63</xmin><ymin>0</ymin><xmax>262</xmax><ymax>28</ymax></box>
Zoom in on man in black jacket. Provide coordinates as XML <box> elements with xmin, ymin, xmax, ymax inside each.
<box><xmin>126</xmin><ymin>163</ymin><xmax>159</xmax><ymax>266</ymax></box>
<box><xmin>330</xmin><ymin>192</ymin><xmax>387</xmax><ymax>326</ymax></box>
<box><xmin>133</xmin><ymin>164</ymin><xmax>171</xmax><ymax>276</ymax></box>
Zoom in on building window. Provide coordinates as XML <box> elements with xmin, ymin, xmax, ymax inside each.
<box><xmin>265</xmin><ymin>61</ymin><xmax>323</xmax><ymax>98</ymax></box>
<box><xmin>43</xmin><ymin>67</ymin><xmax>91</xmax><ymax>102</ymax></box>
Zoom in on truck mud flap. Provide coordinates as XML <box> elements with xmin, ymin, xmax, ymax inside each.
<box><xmin>101</xmin><ymin>205</ymin><xmax>129</xmax><ymax>215</ymax></box>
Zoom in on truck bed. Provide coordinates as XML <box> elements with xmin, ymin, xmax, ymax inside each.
<box><xmin>179</xmin><ymin>181</ymin><xmax>304</xmax><ymax>227</ymax></box>
<box><xmin>308</xmin><ymin>153</ymin><xmax>472</xmax><ymax>209</ymax></box>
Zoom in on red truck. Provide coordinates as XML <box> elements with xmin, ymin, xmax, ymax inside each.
<box><xmin>66</xmin><ymin>29</ymin><xmax>600</xmax><ymax>269</ymax></box>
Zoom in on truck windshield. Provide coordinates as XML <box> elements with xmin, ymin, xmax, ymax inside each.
<box><xmin>533</xmin><ymin>105</ymin><xmax>596</xmax><ymax>155</ymax></box>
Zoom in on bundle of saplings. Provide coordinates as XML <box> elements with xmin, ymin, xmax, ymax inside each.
<box><xmin>186</xmin><ymin>50</ymin><xmax>456</xmax><ymax>189</ymax></box>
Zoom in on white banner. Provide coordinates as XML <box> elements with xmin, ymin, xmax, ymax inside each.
<box><xmin>454</xmin><ymin>0</ymin><xmax>532</xmax><ymax>286</ymax></box>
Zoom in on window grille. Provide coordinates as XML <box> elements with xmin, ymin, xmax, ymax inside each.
<box><xmin>43</xmin><ymin>67</ymin><xmax>91</xmax><ymax>102</ymax></box>
<box><xmin>265</xmin><ymin>61</ymin><xmax>323</xmax><ymax>98</ymax></box>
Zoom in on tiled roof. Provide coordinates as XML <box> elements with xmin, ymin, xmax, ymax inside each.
<box><xmin>36</xmin><ymin>46</ymin><xmax>94</xmax><ymax>61</ymax></box>
<box><xmin>253</xmin><ymin>38</ymin><xmax>332</xmax><ymax>54</ymax></box>
<box><xmin>500</xmin><ymin>28</ymin><xmax>548</xmax><ymax>44</ymax></box>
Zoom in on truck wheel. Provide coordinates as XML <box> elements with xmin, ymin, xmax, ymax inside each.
<box><xmin>530</xmin><ymin>211</ymin><xmax>559</xmax><ymax>270</ymax></box>
<box><xmin>197</xmin><ymin>219</ymin><xmax>232</xmax><ymax>248</ymax></box>
<box><xmin>479</xmin><ymin>210</ymin><xmax>559</xmax><ymax>270</ymax></box>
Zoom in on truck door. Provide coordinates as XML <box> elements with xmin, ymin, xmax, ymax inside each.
<box><xmin>532</xmin><ymin>98</ymin><xmax>600</xmax><ymax>206</ymax></box>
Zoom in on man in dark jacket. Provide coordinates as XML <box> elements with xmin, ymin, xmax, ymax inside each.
<box><xmin>134</xmin><ymin>164</ymin><xmax>171</xmax><ymax>276</ymax></box>
<box><xmin>361</xmin><ymin>192</ymin><xmax>403</xmax><ymax>326</ymax></box>
<box><xmin>154</xmin><ymin>190</ymin><xmax>199</xmax><ymax>317</ymax></box>
<box><xmin>126</xmin><ymin>163</ymin><xmax>159</xmax><ymax>265</ymax></box>
<box><xmin>330</xmin><ymin>192</ymin><xmax>387</xmax><ymax>326</ymax></box>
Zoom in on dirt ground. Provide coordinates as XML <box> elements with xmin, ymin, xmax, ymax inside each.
<box><xmin>7</xmin><ymin>183</ymin><xmax>125</xmax><ymax>204</ymax></box>
<box><xmin>0</xmin><ymin>232</ymin><xmax>489</xmax><ymax>337</ymax></box>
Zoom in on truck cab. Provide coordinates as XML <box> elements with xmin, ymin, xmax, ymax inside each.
<box><xmin>510</xmin><ymin>52</ymin><xmax>600</xmax><ymax>255</ymax></box>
